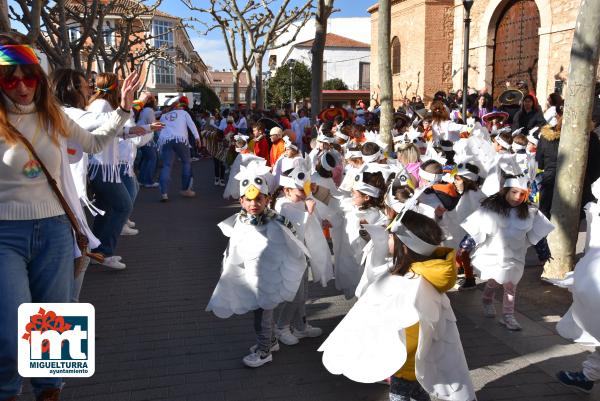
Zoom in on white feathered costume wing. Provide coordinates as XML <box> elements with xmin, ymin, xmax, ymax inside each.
<box><xmin>318</xmin><ymin>272</ymin><xmax>475</xmax><ymax>401</ymax></box>
<box><xmin>275</xmin><ymin>198</ymin><xmax>334</xmax><ymax>287</ymax></box>
<box><xmin>557</xmin><ymin>179</ymin><xmax>600</xmax><ymax>346</ymax></box>
<box><xmin>206</xmin><ymin>213</ymin><xmax>310</xmax><ymax>318</ymax></box>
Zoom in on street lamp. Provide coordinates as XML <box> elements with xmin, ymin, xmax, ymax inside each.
<box><xmin>288</xmin><ymin>58</ymin><xmax>296</xmax><ymax>112</ymax></box>
<box><xmin>462</xmin><ymin>0</ymin><xmax>474</xmax><ymax>121</ymax></box>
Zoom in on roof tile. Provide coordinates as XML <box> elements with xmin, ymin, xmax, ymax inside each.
<box><xmin>295</xmin><ymin>33</ymin><xmax>370</xmax><ymax>49</ymax></box>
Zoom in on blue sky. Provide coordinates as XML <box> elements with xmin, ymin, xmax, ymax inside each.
<box><xmin>159</xmin><ymin>0</ymin><xmax>375</xmax><ymax>69</ymax></box>
<box><xmin>9</xmin><ymin>0</ymin><xmax>375</xmax><ymax>70</ymax></box>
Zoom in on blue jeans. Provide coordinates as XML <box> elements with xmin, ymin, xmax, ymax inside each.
<box><xmin>119</xmin><ymin>164</ymin><xmax>139</xmax><ymax>205</ymax></box>
<box><xmin>389</xmin><ymin>377</ymin><xmax>431</xmax><ymax>401</ymax></box>
<box><xmin>138</xmin><ymin>144</ymin><xmax>157</xmax><ymax>186</ymax></box>
<box><xmin>0</xmin><ymin>215</ymin><xmax>74</xmax><ymax>399</ymax></box>
<box><xmin>88</xmin><ymin>174</ymin><xmax>132</xmax><ymax>256</ymax></box>
<box><xmin>159</xmin><ymin>140</ymin><xmax>192</xmax><ymax>194</ymax></box>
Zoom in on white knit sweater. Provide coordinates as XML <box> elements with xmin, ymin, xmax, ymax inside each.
<box><xmin>0</xmin><ymin>97</ymin><xmax>130</xmax><ymax>220</ymax></box>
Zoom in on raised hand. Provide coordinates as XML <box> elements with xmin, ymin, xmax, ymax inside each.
<box><xmin>119</xmin><ymin>70</ymin><xmax>140</xmax><ymax>111</ymax></box>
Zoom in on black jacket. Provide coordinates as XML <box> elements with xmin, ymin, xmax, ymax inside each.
<box><xmin>535</xmin><ymin>126</ymin><xmax>560</xmax><ymax>185</ymax></box>
<box><xmin>512</xmin><ymin>108</ymin><xmax>546</xmax><ymax>132</ymax></box>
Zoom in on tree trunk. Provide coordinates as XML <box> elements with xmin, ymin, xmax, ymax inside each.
<box><xmin>543</xmin><ymin>0</ymin><xmax>600</xmax><ymax>279</ymax></box>
<box><xmin>255</xmin><ymin>54</ymin><xmax>264</xmax><ymax>110</ymax></box>
<box><xmin>0</xmin><ymin>0</ymin><xmax>10</xmax><ymax>32</ymax></box>
<box><xmin>377</xmin><ymin>0</ymin><xmax>394</xmax><ymax>152</ymax></box>
<box><xmin>232</xmin><ymin>70</ymin><xmax>240</xmax><ymax>110</ymax></box>
<box><xmin>245</xmin><ymin>68</ymin><xmax>253</xmax><ymax>110</ymax></box>
<box><xmin>311</xmin><ymin>0</ymin><xmax>333</xmax><ymax>125</ymax></box>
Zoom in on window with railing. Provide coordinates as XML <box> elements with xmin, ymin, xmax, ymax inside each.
<box><xmin>154</xmin><ymin>59</ymin><xmax>175</xmax><ymax>85</ymax></box>
<box><xmin>153</xmin><ymin>20</ymin><xmax>174</xmax><ymax>48</ymax></box>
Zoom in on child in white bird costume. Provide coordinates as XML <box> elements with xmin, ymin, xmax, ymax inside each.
<box><xmin>556</xmin><ymin>177</ymin><xmax>600</xmax><ymax>393</ymax></box>
<box><xmin>319</xmin><ymin>209</ymin><xmax>476</xmax><ymax>401</ymax></box>
<box><xmin>459</xmin><ymin>175</ymin><xmax>554</xmax><ymax>331</ymax></box>
<box><xmin>206</xmin><ymin>161</ymin><xmax>310</xmax><ymax>368</ymax></box>
<box><xmin>273</xmin><ymin>165</ymin><xmax>333</xmax><ymax>346</ymax></box>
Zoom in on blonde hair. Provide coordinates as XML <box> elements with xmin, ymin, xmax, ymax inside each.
<box><xmin>396</xmin><ymin>143</ymin><xmax>420</xmax><ymax>164</ymax></box>
<box><xmin>0</xmin><ymin>33</ymin><xmax>68</xmax><ymax>145</ymax></box>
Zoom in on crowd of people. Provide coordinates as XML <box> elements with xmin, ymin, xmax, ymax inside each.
<box><xmin>204</xmin><ymin>81</ymin><xmax>600</xmax><ymax>400</ymax></box>
<box><xmin>1</xmin><ymin>29</ymin><xmax>600</xmax><ymax>401</ymax></box>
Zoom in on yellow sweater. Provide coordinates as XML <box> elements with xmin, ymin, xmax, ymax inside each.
<box><xmin>394</xmin><ymin>247</ymin><xmax>457</xmax><ymax>381</ymax></box>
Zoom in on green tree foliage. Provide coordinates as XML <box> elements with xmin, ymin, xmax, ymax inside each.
<box><xmin>266</xmin><ymin>61</ymin><xmax>311</xmax><ymax>108</ymax></box>
<box><xmin>323</xmin><ymin>78</ymin><xmax>348</xmax><ymax>90</ymax></box>
<box><xmin>183</xmin><ymin>84</ymin><xmax>221</xmax><ymax>112</ymax></box>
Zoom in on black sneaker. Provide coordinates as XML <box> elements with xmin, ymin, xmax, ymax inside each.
<box><xmin>458</xmin><ymin>277</ymin><xmax>477</xmax><ymax>291</ymax></box>
<box><xmin>556</xmin><ymin>370</ymin><xmax>594</xmax><ymax>393</ymax></box>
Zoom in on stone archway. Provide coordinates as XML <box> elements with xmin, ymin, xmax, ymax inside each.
<box><xmin>477</xmin><ymin>0</ymin><xmax>552</xmax><ymax>103</ymax></box>
<box><xmin>492</xmin><ymin>0</ymin><xmax>540</xmax><ymax>101</ymax></box>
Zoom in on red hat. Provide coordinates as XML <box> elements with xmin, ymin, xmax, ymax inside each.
<box><xmin>179</xmin><ymin>96</ymin><xmax>189</xmax><ymax>106</ymax></box>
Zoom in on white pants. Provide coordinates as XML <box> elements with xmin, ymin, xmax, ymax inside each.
<box><xmin>583</xmin><ymin>347</ymin><xmax>600</xmax><ymax>381</ymax></box>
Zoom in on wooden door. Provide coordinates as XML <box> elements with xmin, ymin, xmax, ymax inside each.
<box><xmin>492</xmin><ymin>0</ymin><xmax>540</xmax><ymax>101</ymax></box>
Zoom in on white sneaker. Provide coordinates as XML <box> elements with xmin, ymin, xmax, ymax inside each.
<box><xmin>120</xmin><ymin>225</ymin><xmax>139</xmax><ymax>236</ymax></box>
<box><xmin>242</xmin><ymin>351</ymin><xmax>272</xmax><ymax>368</ymax></box>
<box><xmin>92</xmin><ymin>256</ymin><xmax>126</xmax><ymax>270</ymax></box>
<box><xmin>214</xmin><ymin>178</ymin><xmax>220</xmax><ymax>186</ymax></box>
<box><xmin>249</xmin><ymin>341</ymin><xmax>280</xmax><ymax>353</ymax></box>
<box><xmin>180</xmin><ymin>189</ymin><xmax>196</xmax><ymax>198</ymax></box>
<box><xmin>219</xmin><ymin>179</ymin><xmax>226</xmax><ymax>187</ymax></box>
<box><xmin>276</xmin><ymin>326</ymin><xmax>299</xmax><ymax>345</ymax></box>
<box><xmin>126</xmin><ymin>219</ymin><xmax>136</xmax><ymax>228</ymax></box>
<box><xmin>143</xmin><ymin>182</ymin><xmax>159</xmax><ymax>188</ymax></box>
<box><xmin>294</xmin><ymin>323</ymin><xmax>323</xmax><ymax>339</ymax></box>
<box><xmin>483</xmin><ymin>303</ymin><xmax>496</xmax><ymax>318</ymax></box>
<box><xmin>499</xmin><ymin>314</ymin><xmax>522</xmax><ymax>331</ymax></box>
<box><xmin>160</xmin><ymin>194</ymin><xmax>168</xmax><ymax>202</ymax></box>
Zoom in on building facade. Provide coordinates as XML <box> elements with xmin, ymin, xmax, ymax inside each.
<box><xmin>267</xmin><ymin>17</ymin><xmax>372</xmax><ymax>70</ymax></box>
<box><xmin>369</xmin><ymin>0</ymin><xmax>455</xmax><ymax>106</ymax></box>
<box><xmin>65</xmin><ymin>0</ymin><xmax>210</xmax><ymax>97</ymax></box>
<box><xmin>209</xmin><ymin>70</ymin><xmax>253</xmax><ymax>109</ymax></box>
<box><xmin>282</xmin><ymin>33</ymin><xmax>371</xmax><ymax>91</ymax></box>
<box><xmin>450</xmin><ymin>0</ymin><xmax>600</xmax><ymax>107</ymax></box>
<box><xmin>370</xmin><ymin>0</ymin><xmax>599</xmax><ymax>108</ymax></box>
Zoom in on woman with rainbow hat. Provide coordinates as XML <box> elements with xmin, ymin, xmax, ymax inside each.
<box><xmin>0</xmin><ymin>32</ymin><xmax>139</xmax><ymax>401</ymax></box>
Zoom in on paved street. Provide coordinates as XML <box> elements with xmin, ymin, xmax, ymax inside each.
<box><xmin>20</xmin><ymin>159</ymin><xmax>600</xmax><ymax>401</ymax></box>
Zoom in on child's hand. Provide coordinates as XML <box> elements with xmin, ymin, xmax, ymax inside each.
<box><xmin>305</xmin><ymin>199</ymin><xmax>316</xmax><ymax>214</ymax></box>
<box><xmin>434</xmin><ymin>205</ymin><xmax>446</xmax><ymax>218</ymax></box>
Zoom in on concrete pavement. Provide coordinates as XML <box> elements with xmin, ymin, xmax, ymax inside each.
<box><xmin>19</xmin><ymin>159</ymin><xmax>599</xmax><ymax>400</ymax></box>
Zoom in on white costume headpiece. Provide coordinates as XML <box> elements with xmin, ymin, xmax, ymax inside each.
<box><xmin>353</xmin><ymin>168</ymin><xmax>381</xmax><ymax>198</ymax></box>
<box><xmin>279</xmin><ymin>166</ymin><xmax>311</xmax><ymax>196</ymax></box>
<box><xmin>235</xmin><ymin>161</ymin><xmax>273</xmax><ymax>199</ymax></box>
<box><xmin>283</xmin><ymin>135</ymin><xmax>298</xmax><ymax>151</ymax></box>
<box><xmin>234</xmin><ymin>134</ymin><xmax>249</xmax><ymax>152</ymax></box>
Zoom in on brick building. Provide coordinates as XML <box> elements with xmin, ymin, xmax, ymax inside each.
<box><xmin>208</xmin><ymin>70</ymin><xmax>253</xmax><ymax>109</ymax></box>
<box><xmin>370</xmin><ymin>0</ymin><xmax>600</xmax><ymax>108</ymax></box>
<box><xmin>368</xmin><ymin>0</ymin><xmax>455</xmax><ymax>106</ymax></box>
<box><xmin>65</xmin><ymin>0</ymin><xmax>210</xmax><ymax>96</ymax></box>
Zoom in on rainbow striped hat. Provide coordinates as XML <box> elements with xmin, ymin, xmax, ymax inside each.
<box><xmin>0</xmin><ymin>45</ymin><xmax>39</xmax><ymax>65</ymax></box>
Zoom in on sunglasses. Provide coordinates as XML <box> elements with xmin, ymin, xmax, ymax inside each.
<box><xmin>0</xmin><ymin>75</ymin><xmax>40</xmax><ymax>90</ymax></box>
